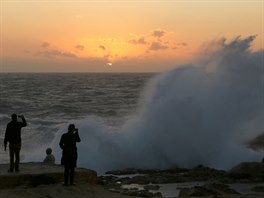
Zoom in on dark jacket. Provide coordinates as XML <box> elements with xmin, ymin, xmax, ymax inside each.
<box><xmin>4</xmin><ymin>118</ymin><xmax>27</xmax><ymax>145</ymax></box>
<box><xmin>59</xmin><ymin>131</ymin><xmax>81</xmax><ymax>164</ymax></box>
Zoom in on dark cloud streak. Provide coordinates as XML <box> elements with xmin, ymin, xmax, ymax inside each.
<box><xmin>99</xmin><ymin>45</ymin><xmax>106</xmax><ymax>50</ymax></box>
<box><xmin>41</xmin><ymin>42</ymin><xmax>50</xmax><ymax>48</ymax></box>
<box><xmin>75</xmin><ymin>44</ymin><xmax>85</xmax><ymax>51</ymax></box>
<box><xmin>36</xmin><ymin>50</ymin><xmax>77</xmax><ymax>58</ymax></box>
<box><xmin>152</xmin><ymin>30</ymin><xmax>167</xmax><ymax>38</ymax></box>
<box><xmin>129</xmin><ymin>37</ymin><xmax>147</xmax><ymax>45</ymax></box>
<box><xmin>149</xmin><ymin>41</ymin><xmax>168</xmax><ymax>51</ymax></box>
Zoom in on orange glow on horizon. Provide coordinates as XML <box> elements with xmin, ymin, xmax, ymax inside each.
<box><xmin>1</xmin><ymin>0</ymin><xmax>262</xmax><ymax>72</ymax></box>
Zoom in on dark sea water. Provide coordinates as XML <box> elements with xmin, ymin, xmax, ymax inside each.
<box><xmin>0</xmin><ymin>73</ymin><xmax>156</xmax><ymax>163</ymax></box>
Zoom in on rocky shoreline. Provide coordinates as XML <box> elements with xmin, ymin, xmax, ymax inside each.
<box><xmin>99</xmin><ymin>162</ymin><xmax>264</xmax><ymax>197</ymax></box>
<box><xmin>1</xmin><ymin>162</ymin><xmax>264</xmax><ymax>197</ymax></box>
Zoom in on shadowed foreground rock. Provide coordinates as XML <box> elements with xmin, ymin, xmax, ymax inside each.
<box><xmin>0</xmin><ymin>162</ymin><xmax>97</xmax><ymax>188</ymax></box>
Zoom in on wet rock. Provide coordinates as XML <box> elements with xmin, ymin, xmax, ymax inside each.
<box><xmin>228</xmin><ymin>162</ymin><xmax>264</xmax><ymax>180</ymax></box>
<box><xmin>252</xmin><ymin>185</ymin><xmax>264</xmax><ymax>192</ymax></box>
<box><xmin>102</xmin><ymin>178</ymin><xmax>123</xmax><ymax>192</ymax></box>
<box><xmin>105</xmin><ymin>167</ymin><xmax>189</xmax><ymax>176</ymax></box>
<box><xmin>185</xmin><ymin>165</ymin><xmax>226</xmax><ymax>180</ymax></box>
<box><xmin>161</xmin><ymin>167</ymin><xmax>189</xmax><ymax>174</ymax></box>
<box><xmin>178</xmin><ymin>182</ymin><xmax>239</xmax><ymax>197</ymax></box>
<box><xmin>98</xmin><ymin>175</ymin><xmax>118</xmax><ymax>185</ymax></box>
<box><xmin>101</xmin><ymin>165</ymin><xmax>229</xmax><ymax>186</ymax></box>
<box><xmin>106</xmin><ymin>168</ymin><xmax>140</xmax><ymax>175</ymax></box>
<box><xmin>179</xmin><ymin>186</ymin><xmax>219</xmax><ymax>197</ymax></box>
<box><xmin>128</xmin><ymin>175</ymin><xmax>151</xmax><ymax>185</ymax></box>
<box><xmin>121</xmin><ymin>189</ymin><xmax>162</xmax><ymax>197</ymax></box>
<box><xmin>205</xmin><ymin>182</ymin><xmax>239</xmax><ymax>194</ymax></box>
<box><xmin>143</xmin><ymin>184</ymin><xmax>160</xmax><ymax>190</ymax></box>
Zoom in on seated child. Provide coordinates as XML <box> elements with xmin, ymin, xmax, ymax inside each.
<box><xmin>43</xmin><ymin>148</ymin><xmax>55</xmax><ymax>164</ymax></box>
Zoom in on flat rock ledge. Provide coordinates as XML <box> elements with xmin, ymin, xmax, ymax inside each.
<box><xmin>0</xmin><ymin>162</ymin><xmax>97</xmax><ymax>189</ymax></box>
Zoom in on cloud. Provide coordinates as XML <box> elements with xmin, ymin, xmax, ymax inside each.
<box><xmin>129</xmin><ymin>37</ymin><xmax>147</xmax><ymax>45</ymax></box>
<box><xmin>99</xmin><ymin>45</ymin><xmax>106</xmax><ymax>50</ymax></box>
<box><xmin>149</xmin><ymin>41</ymin><xmax>168</xmax><ymax>51</ymax></box>
<box><xmin>172</xmin><ymin>42</ymin><xmax>188</xmax><ymax>50</ymax></box>
<box><xmin>129</xmin><ymin>29</ymin><xmax>168</xmax><ymax>45</ymax></box>
<box><xmin>75</xmin><ymin>44</ymin><xmax>85</xmax><ymax>51</ymax></box>
<box><xmin>151</xmin><ymin>30</ymin><xmax>167</xmax><ymax>38</ymax></box>
<box><xmin>177</xmin><ymin>42</ymin><xmax>188</xmax><ymax>46</ymax></box>
<box><xmin>129</xmin><ymin>29</ymin><xmax>173</xmax><ymax>50</ymax></box>
<box><xmin>41</xmin><ymin>42</ymin><xmax>50</xmax><ymax>48</ymax></box>
<box><xmin>61</xmin><ymin>51</ymin><xmax>78</xmax><ymax>58</ymax></box>
<box><xmin>37</xmin><ymin>50</ymin><xmax>77</xmax><ymax>58</ymax></box>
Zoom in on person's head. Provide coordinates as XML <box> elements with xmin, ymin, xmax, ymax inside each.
<box><xmin>46</xmin><ymin>148</ymin><xmax>52</xmax><ymax>155</ymax></box>
<box><xmin>11</xmin><ymin>113</ymin><xmax>17</xmax><ymax>121</ymax></box>
<box><xmin>68</xmin><ymin>124</ymin><xmax>75</xmax><ymax>133</ymax></box>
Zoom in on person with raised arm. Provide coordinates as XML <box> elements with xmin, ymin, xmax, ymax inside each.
<box><xmin>4</xmin><ymin>113</ymin><xmax>27</xmax><ymax>172</ymax></box>
<box><xmin>59</xmin><ymin>124</ymin><xmax>81</xmax><ymax>186</ymax></box>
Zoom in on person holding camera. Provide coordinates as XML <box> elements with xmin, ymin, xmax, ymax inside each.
<box><xmin>59</xmin><ymin>124</ymin><xmax>81</xmax><ymax>186</ymax></box>
<box><xmin>4</xmin><ymin>113</ymin><xmax>27</xmax><ymax>172</ymax></box>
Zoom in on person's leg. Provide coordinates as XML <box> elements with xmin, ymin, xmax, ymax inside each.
<box><xmin>9</xmin><ymin>144</ymin><xmax>15</xmax><ymax>172</ymax></box>
<box><xmin>14</xmin><ymin>148</ymin><xmax>20</xmax><ymax>172</ymax></box>
<box><xmin>64</xmin><ymin>163</ymin><xmax>69</xmax><ymax>185</ymax></box>
<box><xmin>69</xmin><ymin>163</ymin><xmax>75</xmax><ymax>185</ymax></box>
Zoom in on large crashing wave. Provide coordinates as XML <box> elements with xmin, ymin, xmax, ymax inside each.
<box><xmin>48</xmin><ymin>36</ymin><xmax>264</xmax><ymax>174</ymax></box>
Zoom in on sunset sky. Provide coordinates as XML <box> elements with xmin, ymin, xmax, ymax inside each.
<box><xmin>1</xmin><ymin>0</ymin><xmax>262</xmax><ymax>72</ymax></box>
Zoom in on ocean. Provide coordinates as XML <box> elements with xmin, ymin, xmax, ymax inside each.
<box><xmin>0</xmin><ymin>73</ymin><xmax>156</xmax><ymax>166</ymax></box>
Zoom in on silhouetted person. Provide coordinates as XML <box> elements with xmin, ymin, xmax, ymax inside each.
<box><xmin>4</xmin><ymin>114</ymin><xmax>27</xmax><ymax>172</ymax></box>
<box><xmin>59</xmin><ymin>124</ymin><xmax>81</xmax><ymax>186</ymax></box>
<box><xmin>43</xmin><ymin>148</ymin><xmax>55</xmax><ymax>165</ymax></box>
